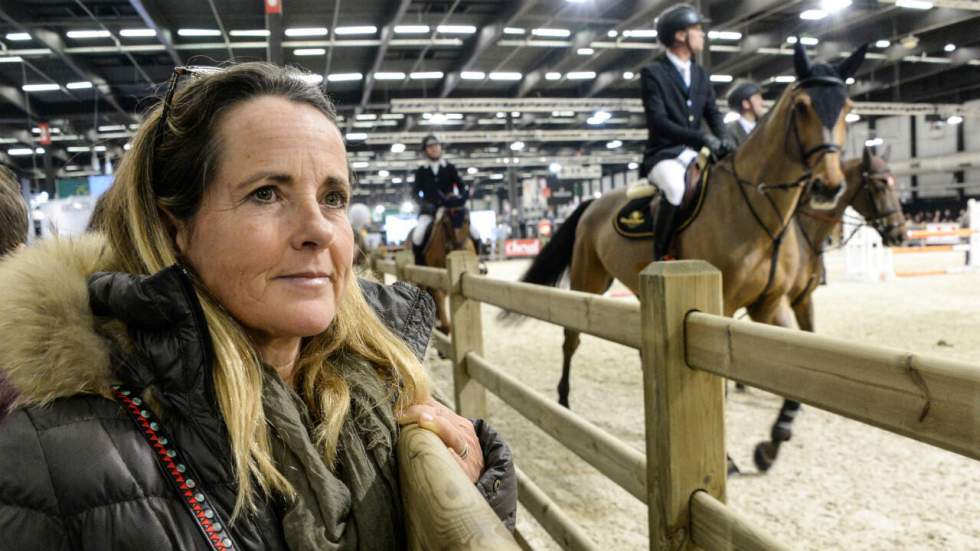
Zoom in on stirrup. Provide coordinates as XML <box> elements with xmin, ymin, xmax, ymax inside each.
<box><xmin>627</xmin><ymin>178</ymin><xmax>657</xmax><ymax>200</ymax></box>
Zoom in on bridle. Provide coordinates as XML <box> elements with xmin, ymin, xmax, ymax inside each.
<box><xmin>439</xmin><ymin>205</ymin><xmax>469</xmax><ymax>252</ymax></box>
<box><xmin>715</xmin><ymin>75</ymin><xmax>848</xmax><ymax>305</ymax></box>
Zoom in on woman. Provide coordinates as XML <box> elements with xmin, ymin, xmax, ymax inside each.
<box><xmin>0</xmin><ymin>63</ymin><xmax>514</xmax><ymax>549</ymax></box>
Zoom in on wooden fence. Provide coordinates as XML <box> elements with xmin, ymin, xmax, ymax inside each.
<box><xmin>380</xmin><ymin>251</ymin><xmax>980</xmax><ymax>550</ymax></box>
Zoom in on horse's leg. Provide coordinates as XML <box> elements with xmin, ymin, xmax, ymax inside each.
<box><xmin>433</xmin><ymin>288</ymin><xmax>450</xmax><ymax>336</ymax></box>
<box><xmin>558</xmin><ymin>232</ymin><xmax>612</xmax><ymax>409</ymax></box>
<box><xmin>748</xmin><ymin>298</ymin><xmax>802</xmax><ymax>472</ymax></box>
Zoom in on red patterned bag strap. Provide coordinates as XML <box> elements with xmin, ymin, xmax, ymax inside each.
<box><xmin>111</xmin><ymin>384</ymin><xmax>239</xmax><ymax>551</ymax></box>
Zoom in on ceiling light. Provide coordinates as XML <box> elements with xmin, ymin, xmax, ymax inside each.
<box><xmin>489</xmin><ymin>72</ymin><xmax>522</xmax><ymax>81</ymax></box>
<box><xmin>177</xmin><ymin>28</ymin><xmax>221</xmax><ymax>37</ymax></box>
<box><xmin>327</xmin><ymin>73</ymin><xmax>363</xmax><ymax>82</ymax></box>
<box><xmin>577</xmin><ymin>47</ymin><xmax>594</xmax><ymax>55</ymax></box>
<box><xmin>503</xmin><ymin>27</ymin><xmax>525</xmax><ymax>35</ymax></box>
<box><xmin>511</xmin><ymin>111</ymin><xmax>521</xmax><ymax>117</ymax></box>
<box><xmin>710</xmin><ymin>74</ymin><xmax>733</xmax><ymax>83</ymax></box>
<box><xmin>5</xmin><ymin>32</ymin><xmax>31</xmax><ymax>41</ymax></box>
<box><xmin>946</xmin><ymin>115</ymin><xmax>963</xmax><ymax>125</ymax></box>
<box><xmin>606</xmin><ymin>140</ymin><xmax>622</xmax><ymax>149</ymax></box>
<box><xmin>437</xmin><ymin>25</ymin><xmax>476</xmax><ymax>34</ymax></box>
<box><xmin>875</xmin><ymin>39</ymin><xmax>891</xmax><ymax>48</ymax></box>
<box><xmin>587</xmin><ymin>110</ymin><xmax>612</xmax><ymax>125</ymax></box>
<box><xmin>22</xmin><ymin>83</ymin><xmax>60</xmax><ymax>92</ymax></box>
<box><xmin>8</xmin><ymin>148</ymin><xmax>43</xmax><ymax>156</ymax></box>
<box><xmin>628</xmin><ymin>162</ymin><xmax>639</xmax><ymax>170</ymax></box>
<box><xmin>566</xmin><ymin>71</ymin><xmax>596</xmax><ymax>80</ymax></box>
<box><xmin>66</xmin><ymin>146</ymin><xmax>92</xmax><ymax>152</ymax></box>
<box><xmin>381</xmin><ymin>114</ymin><xmax>404</xmax><ymax>120</ymax></box>
<box><xmin>392</xmin><ymin>177</ymin><xmax>403</xmax><ymax>184</ymax></box>
<box><xmin>787</xmin><ymin>36</ymin><xmax>819</xmax><ymax>46</ymax></box>
<box><xmin>347</xmin><ymin>133</ymin><xmax>368</xmax><ymax>141</ymax></box>
<box><xmin>944</xmin><ymin>43</ymin><xmax>956</xmax><ymax>53</ymax></box>
<box><xmin>394</xmin><ymin>25</ymin><xmax>430</xmax><ymax>34</ymax></box>
<box><xmin>335</xmin><ymin>26</ymin><xmax>377</xmax><ymax>35</ymax></box>
<box><xmin>461</xmin><ymin>71</ymin><xmax>486</xmax><ymax>80</ymax></box>
<box><xmin>123</xmin><ymin>143</ymin><xmax>132</xmax><ymax>151</ymax></box>
<box><xmin>845</xmin><ymin>113</ymin><xmax>861</xmax><ymax>123</ymax></box>
<box><xmin>490</xmin><ymin>173</ymin><xmax>504</xmax><ymax>180</ymax></box>
<box><xmin>623</xmin><ymin>29</ymin><xmax>657</xmax><ymax>38</ymax></box>
<box><xmin>378</xmin><ymin>169</ymin><xmax>390</xmax><ymax>177</ymax></box>
<box><xmin>93</xmin><ymin>145</ymin><xmax>107</xmax><ymax>152</ymax></box>
<box><xmin>845</xmin><ymin>77</ymin><xmax>855</xmax><ymax>85</ymax></box>
<box><xmin>98</xmin><ymin>125</ymin><xmax>126</xmax><ymax>132</ymax></box>
<box><xmin>356</xmin><ymin>114</ymin><xmax>377</xmax><ymax>121</ymax></box>
<box><xmin>895</xmin><ymin>0</ymin><xmax>933</xmax><ymax>9</ymax></box>
<box><xmin>390</xmin><ymin>143</ymin><xmax>406</xmax><ymax>153</ymax></box>
<box><xmin>865</xmin><ymin>137</ymin><xmax>884</xmax><ymax>147</ymax></box>
<box><xmin>545</xmin><ymin>72</ymin><xmax>562</xmax><ymax>80</ymax></box>
<box><xmin>294</xmin><ymin>48</ymin><xmax>325</xmax><ymax>56</ymax></box>
<box><xmin>120</xmin><ymin>28</ymin><xmax>157</xmax><ymax>37</ymax></box>
<box><xmin>374</xmin><ymin>72</ymin><xmax>406</xmax><ymax>80</ymax></box>
<box><xmin>799</xmin><ymin>9</ymin><xmax>827</xmax><ymax>20</ymax></box>
<box><xmin>467</xmin><ymin>167</ymin><xmax>478</xmax><ymax>175</ymax></box>
<box><xmin>622</xmin><ymin>71</ymin><xmax>634</xmax><ymax>79</ymax></box>
<box><xmin>229</xmin><ymin>29</ymin><xmax>270</xmax><ymax>37</ymax></box>
<box><xmin>548</xmin><ymin>162</ymin><xmax>562</xmax><ymax>173</ymax></box>
<box><xmin>900</xmin><ymin>35</ymin><xmax>919</xmax><ymax>49</ymax></box>
<box><xmin>607</xmin><ymin>29</ymin><xmax>619</xmax><ymax>38</ymax></box>
<box><xmin>820</xmin><ymin>0</ymin><xmax>852</xmax><ymax>12</ymax></box>
<box><xmin>774</xmin><ymin>75</ymin><xmax>796</xmax><ymax>83</ymax></box>
<box><xmin>285</xmin><ymin>27</ymin><xmax>328</xmax><ymax>37</ymax></box>
<box><xmin>66</xmin><ymin>30</ymin><xmax>111</xmax><ymax>39</ymax></box>
<box><xmin>66</xmin><ymin>81</ymin><xmax>93</xmax><ymax>89</ymax></box>
<box><xmin>708</xmin><ymin>31</ymin><xmax>742</xmax><ymax>40</ymax></box>
<box><xmin>409</xmin><ymin>71</ymin><xmax>444</xmax><ymax>79</ymax></box>
<box><xmin>510</xmin><ymin>141</ymin><xmax>525</xmax><ymax>151</ymax></box>
<box><xmin>496</xmin><ymin>112</ymin><xmax>506</xmax><ymax>118</ymax></box>
<box><xmin>351</xmin><ymin>161</ymin><xmax>370</xmax><ymax>169</ymax></box>
<box><xmin>532</xmin><ymin>28</ymin><xmax>571</xmax><ymax>38</ymax></box>
<box><xmin>0</xmin><ymin>56</ymin><xmax>24</xmax><ymax>63</ymax></box>
<box><xmin>298</xmin><ymin>74</ymin><xmax>323</xmax><ymax>84</ymax></box>
<box><xmin>552</xmin><ymin>110</ymin><xmax>575</xmax><ymax>117</ymax></box>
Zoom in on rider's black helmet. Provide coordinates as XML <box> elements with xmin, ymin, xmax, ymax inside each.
<box><xmin>655</xmin><ymin>3</ymin><xmax>708</xmax><ymax>47</ymax></box>
<box><xmin>421</xmin><ymin>134</ymin><xmax>441</xmax><ymax>150</ymax></box>
<box><xmin>726</xmin><ymin>81</ymin><xmax>762</xmax><ymax>112</ymax></box>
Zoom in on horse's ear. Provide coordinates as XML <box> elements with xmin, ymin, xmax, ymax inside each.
<box><xmin>862</xmin><ymin>145</ymin><xmax>872</xmax><ymax>171</ymax></box>
<box><xmin>834</xmin><ymin>43</ymin><xmax>868</xmax><ymax>80</ymax></box>
<box><xmin>793</xmin><ymin>40</ymin><xmax>813</xmax><ymax>79</ymax></box>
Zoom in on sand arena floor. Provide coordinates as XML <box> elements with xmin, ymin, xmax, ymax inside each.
<box><xmin>402</xmin><ymin>249</ymin><xmax>980</xmax><ymax>550</ymax></box>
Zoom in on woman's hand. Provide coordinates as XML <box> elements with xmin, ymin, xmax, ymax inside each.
<box><xmin>398</xmin><ymin>398</ymin><xmax>484</xmax><ymax>483</ymax></box>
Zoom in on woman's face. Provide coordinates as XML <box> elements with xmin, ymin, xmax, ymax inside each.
<box><xmin>173</xmin><ymin>95</ymin><xmax>353</xmax><ymax>344</ymax></box>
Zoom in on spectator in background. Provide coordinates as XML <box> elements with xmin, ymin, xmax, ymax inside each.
<box><xmin>0</xmin><ymin>166</ymin><xmax>28</xmax><ymax>256</ymax></box>
<box><xmin>725</xmin><ymin>81</ymin><xmax>765</xmax><ymax>146</ymax></box>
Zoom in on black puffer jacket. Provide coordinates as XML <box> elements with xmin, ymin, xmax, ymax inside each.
<box><xmin>0</xmin><ymin>235</ymin><xmax>515</xmax><ymax>549</ymax></box>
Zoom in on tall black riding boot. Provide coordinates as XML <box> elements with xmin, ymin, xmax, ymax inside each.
<box><xmin>652</xmin><ymin>201</ymin><xmax>679</xmax><ymax>260</ymax></box>
<box><xmin>412</xmin><ymin>243</ymin><xmax>426</xmax><ymax>266</ymax></box>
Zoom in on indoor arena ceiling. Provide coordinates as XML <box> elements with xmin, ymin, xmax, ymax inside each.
<box><xmin>1</xmin><ymin>0</ymin><xmax>979</xmax><ymax>199</ymax></box>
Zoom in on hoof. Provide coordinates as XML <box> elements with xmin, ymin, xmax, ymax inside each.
<box><xmin>753</xmin><ymin>442</ymin><xmax>777</xmax><ymax>472</ymax></box>
<box><xmin>558</xmin><ymin>396</ymin><xmax>570</xmax><ymax>409</ymax></box>
<box><xmin>479</xmin><ymin>264</ymin><xmax>489</xmax><ymax>275</ymax></box>
<box><xmin>771</xmin><ymin>426</ymin><xmax>793</xmax><ymax>443</ymax></box>
<box><xmin>727</xmin><ymin>454</ymin><xmax>741</xmax><ymax>476</ymax></box>
<box><xmin>734</xmin><ymin>382</ymin><xmax>747</xmax><ymax>393</ymax></box>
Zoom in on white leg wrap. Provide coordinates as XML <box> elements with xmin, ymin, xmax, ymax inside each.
<box><xmin>413</xmin><ymin>215</ymin><xmax>433</xmax><ymax>246</ymax></box>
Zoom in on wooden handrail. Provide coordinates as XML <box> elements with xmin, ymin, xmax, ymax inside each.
<box><xmin>516</xmin><ymin>467</ymin><xmax>600</xmax><ymax>551</ymax></box>
<box><xmin>398</xmin><ymin>425</ymin><xmax>520</xmax><ymax>550</ymax></box>
<box><xmin>403</xmin><ymin>264</ymin><xmax>450</xmax><ymax>291</ymax></box>
<box><xmin>690</xmin><ymin>492</ymin><xmax>793</xmax><ymax>551</ymax></box>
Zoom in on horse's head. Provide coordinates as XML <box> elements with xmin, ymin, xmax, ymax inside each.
<box><xmin>788</xmin><ymin>40</ymin><xmax>868</xmax><ymax>210</ymax></box>
<box><xmin>438</xmin><ymin>196</ymin><xmax>473</xmax><ymax>252</ymax></box>
<box><xmin>850</xmin><ymin>146</ymin><xmax>907</xmax><ymax>246</ymax></box>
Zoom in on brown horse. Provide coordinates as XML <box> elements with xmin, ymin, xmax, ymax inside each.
<box><xmin>409</xmin><ymin>200</ymin><xmax>476</xmax><ymax>334</ymax></box>
<box><xmin>510</xmin><ymin>42</ymin><xmax>868</xmax><ymax>408</ymax></box>
<box><xmin>751</xmin><ymin>147</ymin><xmax>907</xmax><ymax>470</ymax></box>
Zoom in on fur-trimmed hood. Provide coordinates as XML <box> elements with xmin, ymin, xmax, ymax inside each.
<box><xmin>0</xmin><ymin>234</ymin><xmax>122</xmax><ymax>410</ymax></box>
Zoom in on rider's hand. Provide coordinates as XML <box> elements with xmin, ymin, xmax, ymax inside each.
<box><xmin>719</xmin><ymin>136</ymin><xmax>737</xmax><ymax>158</ymax></box>
<box><xmin>398</xmin><ymin>398</ymin><xmax>484</xmax><ymax>483</ymax></box>
<box><xmin>703</xmin><ymin>134</ymin><xmax>724</xmax><ymax>159</ymax></box>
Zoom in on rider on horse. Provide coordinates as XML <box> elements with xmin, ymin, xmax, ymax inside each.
<box><xmin>410</xmin><ymin>134</ymin><xmax>480</xmax><ymax>265</ymax></box>
<box><xmin>639</xmin><ymin>3</ymin><xmax>736</xmax><ymax>260</ymax></box>
<box><xmin>725</xmin><ymin>81</ymin><xmax>765</xmax><ymax>146</ymax></box>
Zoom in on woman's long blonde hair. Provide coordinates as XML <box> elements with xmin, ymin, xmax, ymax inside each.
<box><xmin>99</xmin><ymin>62</ymin><xmax>429</xmax><ymax>519</ymax></box>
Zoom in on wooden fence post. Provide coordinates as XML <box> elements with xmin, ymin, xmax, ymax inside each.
<box><xmin>446</xmin><ymin>250</ymin><xmax>486</xmax><ymax>418</ymax></box>
<box><xmin>394</xmin><ymin>249</ymin><xmax>414</xmax><ymax>281</ymax></box>
<box><xmin>639</xmin><ymin>261</ymin><xmax>725</xmax><ymax>551</ymax></box>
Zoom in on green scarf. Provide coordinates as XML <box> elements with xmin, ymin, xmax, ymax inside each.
<box><xmin>261</xmin><ymin>356</ymin><xmax>405</xmax><ymax>551</ymax></box>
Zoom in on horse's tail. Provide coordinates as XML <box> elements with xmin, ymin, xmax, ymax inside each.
<box><xmin>498</xmin><ymin>199</ymin><xmax>595</xmax><ymax>323</ymax></box>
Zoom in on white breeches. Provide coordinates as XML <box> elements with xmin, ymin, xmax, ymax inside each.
<box><xmin>649</xmin><ymin>148</ymin><xmax>697</xmax><ymax>206</ymax></box>
<box><xmin>412</xmin><ymin>213</ymin><xmax>480</xmax><ymax>246</ymax></box>
<box><xmin>412</xmin><ymin>214</ymin><xmax>433</xmax><ymax>246</ymax></box>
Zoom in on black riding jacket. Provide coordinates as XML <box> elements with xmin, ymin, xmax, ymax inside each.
<box><xmin>640</xmin><ymin>54</ymin><xmax>728</xmax><ymax>175</ymax></box>
<box><xmin>412</xmin><ymin>160</ymin><xmax>468</xmax><ymax>215</ymax></box>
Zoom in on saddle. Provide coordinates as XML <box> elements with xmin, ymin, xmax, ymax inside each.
<box><xmin>614</xmin><ymin>156</ymin><xmax>711</xmax><ymax>240</ymax></box>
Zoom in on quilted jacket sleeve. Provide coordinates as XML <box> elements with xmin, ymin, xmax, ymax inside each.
<box><xmin>0</xmin><ymin>410</ymin><xmax>71</xmax><ymax>550</ymax></box>
<box><xmin>359</xmin><ymin>278</ymin><xmax>436</xmax><ymax>361</ymax></box>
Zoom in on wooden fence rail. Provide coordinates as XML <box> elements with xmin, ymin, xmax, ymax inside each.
<box><xmin>371</xmin><ymin>252</ymin><xmax>979</xmax><ymax>551</ymax></box>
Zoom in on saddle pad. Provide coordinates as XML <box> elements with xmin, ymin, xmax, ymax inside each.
<box><xmin>613</xmin><ymin>164</ymin><xmax>712</xmax><ymax>240</ymax></box>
